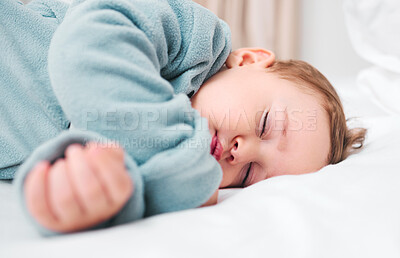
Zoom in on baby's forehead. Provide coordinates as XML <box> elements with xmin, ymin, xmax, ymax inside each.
<box><xmin>266</xmin><ymin>69</ymin><xmax>327</xmax><ymax>102</ymax></box>
<box><xmin>263</xmin><ymin>74</ymin><xmax>323</xmax><ymax>103</ymax></box>
<box><xmin>282</xmin><ymin>79</ymin><xmax>327</xmax><ymax>109</ymax></box>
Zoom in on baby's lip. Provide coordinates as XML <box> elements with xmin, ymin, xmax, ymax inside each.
<box><xmin>210</xmin><ymin>132</ymin><xmax>223</xmax><ymax>161</ymax></box>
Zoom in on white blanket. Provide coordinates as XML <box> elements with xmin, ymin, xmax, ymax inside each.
<box><xmin>1</xmin><ymin>77</ymin><xmax>400</xmax><ymax>258</ymax></box>
<box><xmin>344</xmin><ymin>0</ymin><xmax>400</xmax><ymax>115</ymax></box>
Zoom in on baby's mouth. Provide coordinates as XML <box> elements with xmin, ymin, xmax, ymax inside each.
<box><xmin>210</xmin><ymin>132</ymin><xmax>223</xmax><ymax>161</ymax></box>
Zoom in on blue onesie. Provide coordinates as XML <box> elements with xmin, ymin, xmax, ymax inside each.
<box><xmin>0</xmin><ymin>0</ymin><xmax>231</xmax><ymax>236</ymax></box>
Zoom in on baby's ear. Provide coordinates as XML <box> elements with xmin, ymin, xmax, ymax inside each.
<box><xmin>225</xmin><ymin>48</ymin><xmax>275</xmax><ymax>69</ymax></box>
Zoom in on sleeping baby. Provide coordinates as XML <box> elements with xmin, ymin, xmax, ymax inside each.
<box><xmin>0</xmin><ymin>0</ymin><xmax>366</xmax><ymax>235</ymax></box>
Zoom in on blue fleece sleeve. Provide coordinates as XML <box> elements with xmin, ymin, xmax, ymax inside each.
<box><xmin>14</xmin><ymin>0</ymin><xmax>230</xmax><ymax>235</ymax></box>
<box><xmin>47</xmin><ymin>0</ymin><xmax>229</xmax><ymax>216</ymax></box>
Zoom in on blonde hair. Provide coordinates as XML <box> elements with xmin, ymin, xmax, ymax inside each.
<box><xmin>266</xmin><ymin>60</ymin><xmax>367</xmax><ymax>164</ymax></box>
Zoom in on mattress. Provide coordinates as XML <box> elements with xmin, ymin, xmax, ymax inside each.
<box><xmin>1</xmin><ymin>76</ymin><xmax>400</xmax><ymax>258</ymax></box>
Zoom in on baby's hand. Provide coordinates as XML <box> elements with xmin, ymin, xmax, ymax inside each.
<box><xmin>24</xmin><ymin>143</ymin><xmax>133</xmax><ymax>233</ymax></box>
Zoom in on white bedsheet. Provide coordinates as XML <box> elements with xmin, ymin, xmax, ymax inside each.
<box><xmin>1</xmin><ymin>77</ymin><xmax>400</xmax><ymax>258</ymax></box>
<box><xmin>344</xmin><ymin>0</ymin><xmax>400</xmax><ymax>115</ymax></box>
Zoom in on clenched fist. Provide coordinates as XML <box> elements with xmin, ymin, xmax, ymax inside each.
<box><xmin>24</xmin><ymin>142</ymin><xmax>133</xmax><ymax>233</ymax></box>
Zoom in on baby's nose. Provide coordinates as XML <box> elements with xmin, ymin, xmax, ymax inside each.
<box><xmin>229</xmin><ymin>141</ymin><xmax>239</xmax><ymax>162</ymax></box>
<box><xmin>228</xmin><ymin>137</ymin><xmax>253</xmax><ymax>165</ymax></box>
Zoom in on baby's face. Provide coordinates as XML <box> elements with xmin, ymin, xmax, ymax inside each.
<box><xmin>191</xmin><ymin>64</ymin><xmax>331</xmax><ymax>188</ymax></box>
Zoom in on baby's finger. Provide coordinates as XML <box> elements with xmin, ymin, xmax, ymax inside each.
<box><xmin>64</xmin><ymin>144</ymin><xmax>109</xmax><ymax>219</ymax></box>
<box><xmin>48</xmin><ymin>159</ymin><xmax>83</xmax><ymax>230</ymax></box>
<box><xmin>89</xmin><ymin>142</ymin><xmax>124</xmax><ymax>162</ymax></box>
<box><xmin>24</xmin><ymin>161</ymin><xmax>59</xmax><ymax>229</ymax></box>
<box><xmin>86</xmin><ymin>145</ymin><xmax>133</xmax><ymax>206</ymax></box>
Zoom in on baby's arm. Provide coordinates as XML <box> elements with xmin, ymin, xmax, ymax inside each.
<box><xmin>47</xmin><ymin>0</ymin><xmax>228</xmax><ymax>217</ymax></box>
<box><xmin>24</xmin><ymin>143</ymin><xmax>132</xmax><ymax>233</ymax></box>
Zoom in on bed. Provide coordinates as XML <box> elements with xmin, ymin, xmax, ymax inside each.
<box><xmin>1</xmin><ymin>0</ymin><xmax>400</xmax><ymax>257</ymax></box>
<box><xmin>1</xmin><ymin>76</ymin><xmax>399</xmax><ymax>257</ymax></box>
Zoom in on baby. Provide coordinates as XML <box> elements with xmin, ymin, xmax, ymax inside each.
<box><xmin>1</xmin><ymin>0</ymin><xmax>365</xmax><ymax>235</ymax></box>
<box><xmin>24</xmin><ymin>47</ymin><xmax>366</xmax><ymax>234</ymax></box>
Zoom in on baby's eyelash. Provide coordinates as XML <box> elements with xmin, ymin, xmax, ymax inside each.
<box><xmin>259</xmin><ymin>112</ymin><xmax>268</xmax><ymax>137</ymax></box>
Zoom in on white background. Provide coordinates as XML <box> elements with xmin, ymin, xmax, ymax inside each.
<box><xmin>299</xmin><ymin>0</ymin><xmax>369</xmax><ymax>80</ymax></box>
